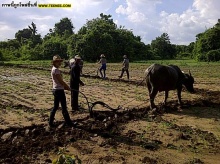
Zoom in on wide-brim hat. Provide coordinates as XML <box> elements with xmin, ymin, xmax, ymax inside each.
<box><xmin>75</xmin><ymin>55</ymin><xmax>81</xmax><ymax>60</ymax></box>
<box><xmin>69</xmin><ymin>58</ymin><xmax>75</xmax><ymax>65</ymax></box>
<box><xmin>100</xmin><ymin>54</ymin><xmax>105</xmax><ymax>58</ymax></box>
<box><xmin>52</xmin><ymin>55</ymin><xmax>63</xmax><ymax>62</ymax></box>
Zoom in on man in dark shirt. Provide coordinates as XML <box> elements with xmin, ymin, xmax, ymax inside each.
<box><xmin>70</xmin><ymin>55</ymin><xmax>84</xmax><ymax>112</ymax></box>
<box><xmin>118</xmin><ymin>55</ymin><xmax>129</xmax><ymax>80</ymax></box>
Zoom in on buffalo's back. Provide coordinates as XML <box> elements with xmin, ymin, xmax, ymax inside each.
<box><xmin>145</xmin><ymin>64</ymin><xmax>180</xmax><ymax>91</ymax></box>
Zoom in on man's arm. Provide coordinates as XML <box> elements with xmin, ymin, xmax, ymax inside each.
<box><xmin>97</xmin><ymin>59</ymin><xmax>101</xmax><ymax>64</ymax></box>
<box><xmin>122</xmin><ymin>59</ymin><xmax>125</xmax><ymax>66</ymax></box>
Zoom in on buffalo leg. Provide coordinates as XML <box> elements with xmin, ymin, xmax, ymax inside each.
<box><xmin>177</xmin><ymin>87</ymin><xmax>182</xmax><ymax>106</ymax></box>
<box><xmin>147</xmin><ymin>81</ymin><xmax>151</xmax><ymax>93</ymax></box>
<box><xmin>150</xmin><ymin>88</ymin><xmax>158</xmax><ymax>109</ymax></box>
<box><xmin>164</xmin><ymin>91</ymin><xmax>169</xmax><ymax>105</ymax></box>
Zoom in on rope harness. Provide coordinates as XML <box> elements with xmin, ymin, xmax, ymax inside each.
<box><xmin>71</xmin><ymin>89</ymin><xmax>122</xmax><ymax>118</ymax></box>
<box><xmin>72</xmin><ymin>76</ymin><xmax>148</xmax><ymax>118</ymax></box>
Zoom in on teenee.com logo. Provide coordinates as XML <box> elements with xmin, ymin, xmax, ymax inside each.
<box><xmin>1</xmin><ymin>1</ymin><xmax>71</xmax><ymax>8</ymax></box>
<box><xmin>38</xmin><ymin>3</ymin><xmax>71</xmax><ymax>8</ymax></box>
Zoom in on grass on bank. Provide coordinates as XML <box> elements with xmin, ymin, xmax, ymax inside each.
<box><xmin>2</xmin><ymin>60</ymin><xmax>220</xmax><ymax>79</ymax></box>
<box><xmin>2</xmin><ymin>59</ymin><xmax>220</xmax><ymax>67</ymax></box>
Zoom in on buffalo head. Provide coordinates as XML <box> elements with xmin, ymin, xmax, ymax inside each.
<box><xmin>183</xmin><ymin>70</ymin><xmax>195</xmax><ymax>93</ymax></box>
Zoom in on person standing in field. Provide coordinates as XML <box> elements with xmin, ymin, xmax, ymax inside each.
<box><xmin>118</xmin><ymin>55</ymin><xmax>129</xmax><ymax>80</ymax></box>
<box><xmin>97</xmin><ymin>54</ymin><xmax>107</xmax><ymax>79</ymax></box>
<box><xmin>49</xmin><ymin>55</ymin><xmax>73</xmax><ymax>127</ymax></box>
<box><xmin>70</xmin><ymin>55</ymin><xmax>85</xmax><ymax>112</ymax></box>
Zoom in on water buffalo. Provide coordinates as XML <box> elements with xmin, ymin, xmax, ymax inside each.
<box><xmin>144</xmin><ymin>64</ymin><xmax>195</xmax><ymax>109</ymax></box>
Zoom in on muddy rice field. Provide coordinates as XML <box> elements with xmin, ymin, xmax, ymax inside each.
<box><xmin>0</xmin><ymin>61</ymin><xmax>220</xmax><ymax>164</ymax></box>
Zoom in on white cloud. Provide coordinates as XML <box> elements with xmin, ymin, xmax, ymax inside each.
<box><xmin>116</xmin><ymin>5</ymin><xmax>126</xmax><ymax>15</ymax></box>
<box><xmin>0</xmin><ymin>0</ymin><xmax>219</xmax><ymax>45</ymax></box>
<box><xmin>159</xmin><ymin>0</ymin><xmax>220</xmax><ymax>44</ymax></box>
<box><xmin>115</xmin><ymin>0</ymin><xmax>161</xmax><ymax>23</ymax></box>
<box><xmin>20</xmin><ymin>15</ymin><xmax>53</xmax><ymax>21</ymax></box>
<box><xmin>0</xmin><ymin>0</ymin><xmax>114</xmax><ymax>40</ymax></box>
<box><xmin>0</xmin><ymin>22</ymin><xmax>16</xmax><ymax>40</ymax></box>
<box><xmin>114</xmin><ymin>0</ymin><xmax>220</xmax><ymax>44</ymax></box>
<box><xmin>115</xmin><ymin>0</ymin><xmax>162</xmax><ymax>43</ymax></box>
<box><xmin>128</xmin><ymin>12</ymin><xmax>147</xmax><ymax>23</ymax></box>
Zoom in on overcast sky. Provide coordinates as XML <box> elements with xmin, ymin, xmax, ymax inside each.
<box><xmin>0</xmin><ymin>0</ymin><xmax>219</xmax><ymax>45</ymax></box>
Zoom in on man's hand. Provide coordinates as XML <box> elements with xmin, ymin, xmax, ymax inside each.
<box><xmin>64</xmin><ymin>85</ymin><xmax>71</xmax><ymax>91</ymax></box>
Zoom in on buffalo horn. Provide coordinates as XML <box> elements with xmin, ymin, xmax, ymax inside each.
<box><xmin>189</xmin><ymin>70</ymin><xmax>191</xmax><ymax>76</ymax></box>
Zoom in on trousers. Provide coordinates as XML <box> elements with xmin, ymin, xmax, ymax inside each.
<box><xmin>119</xmin><ymin>68</ymin><xmax>129</xmax><ymax>79</ymax></box>
<box><xmin>49</xmin><ymin>90</ymin><xmax>72</xmax><ymax>125</ymax></box>
<box><xmin>71</xmin><ymin>87</ymin><xmax>79</xmax><ymax>111</ymax></box>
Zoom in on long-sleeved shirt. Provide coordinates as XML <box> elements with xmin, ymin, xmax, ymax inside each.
<box><xmin>123</xmin><ymin>58</ymin><xmax>129</xmax><ymax>70</ymax></box>
<box><xmin>70</xmin><ymin>63</ymin><xmax>82</xmax><ymax>89</ymax></box>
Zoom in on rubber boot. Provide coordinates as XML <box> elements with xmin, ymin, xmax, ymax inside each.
<box><xmin>62</xmin><ymin>111</ymin><xmax>72</xmax><ymax>126</ymax></box>
<box><xmin>49</xmin><ymin>111</ymin><xmax>56</xmax><ymax>127</ymax></box>
<box><xmin>103</xmin><ymin>70</ymin><xmax>106</xmax><ymax>79</ymax></box>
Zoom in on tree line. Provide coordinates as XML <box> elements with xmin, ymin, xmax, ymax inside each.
<box><xmin>0</xmin><ymin>14</ymin><xmax>220</xmax><ymax>62</ymax></box>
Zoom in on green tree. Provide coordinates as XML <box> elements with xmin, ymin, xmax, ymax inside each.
<box><xmin>151</xmin><ymin>33</ymin><xmax>176</xmax><ymax>59</ymax></box>
<box><xmin>75</xmin><ymin>13</ymin><xmax>118</xmax><ymax>61</ymax></box>
<box><xmin>67</xmin><ymin>34</ymin><xmax>82</xmax><ymax>58</ymax></box>
<box><xmin>15</xmin><ymin>22</ymin><xmax>42</xmax><ymax>48</ymax></box>
<box><xmin>28</xmin><ymin>22</ymin><xmax>42</xmax><ymax>47</ymax></box>
<box><xmin>15</xmin><ymin>28</ymin><xmax>32</xmax><ymax>44</ymax></box>
<box><xmin>54</xmin><ymin>17</ymin><xmax>74</xmax><ymax>36</ymax></box>
<box><xmin>214</xmin><ymin>19</ymin><xmax>220</xmax><ymax>28</ymax></box>
<box><xmin>0</xmin><ymin>51</ymin><xmax>3</xmax><ymax>61</ymax></box>
<box><xmin>41</xmin><ymin>38</ymin><xmax>68</xmax><ymax>60</ymax></box>
<box><xmin>193</xmin><ymin>20</ymin><xmax>220</xmax><ymax>61</ymax></box>
<box><xmin>76</xmin><ymin>13</ymin><xmax>147</xmax><ymax>62</ymax></box>
<box><xmin>0</xmin><ymin>39</ymin><xmax>21</xmax><ymax>60</ymax></box>
<box><xmin>28</xmin><ymin>22</ymin><xmax>37</xmax><ymax>36</ymax></box>
<box><xmin>31</xmin><ymin>34</ymin><xmax>42</xmax><ymax>47</ymax></box>
<box><xmin>206</xmin><ymin>49</ymin><xmax>220</xmax><ymax>61</ymax></box>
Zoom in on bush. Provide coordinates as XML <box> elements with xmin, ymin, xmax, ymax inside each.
<box><xmin>206</xmin><ymin>49</ymin><xmax>220</xmax><ymax>61</ymax></box>
<box><xmin>1</xmin><ymin>49</ymin><xmax>19</xmax><ymax>61</ymax></box>
<box><xmin>0</xmin><ymin>51</ymin><xmax>3</xmax><ymax>61</ymax></box>
<box><xmin>177</xmin><ymin>52</ymin><xmax>191</xmax><ymax>59</ymax></box>
<box><xmin>196</xmin><ymin>53</ymin><xmax>207</xmax><ymax>61</ymax></box>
